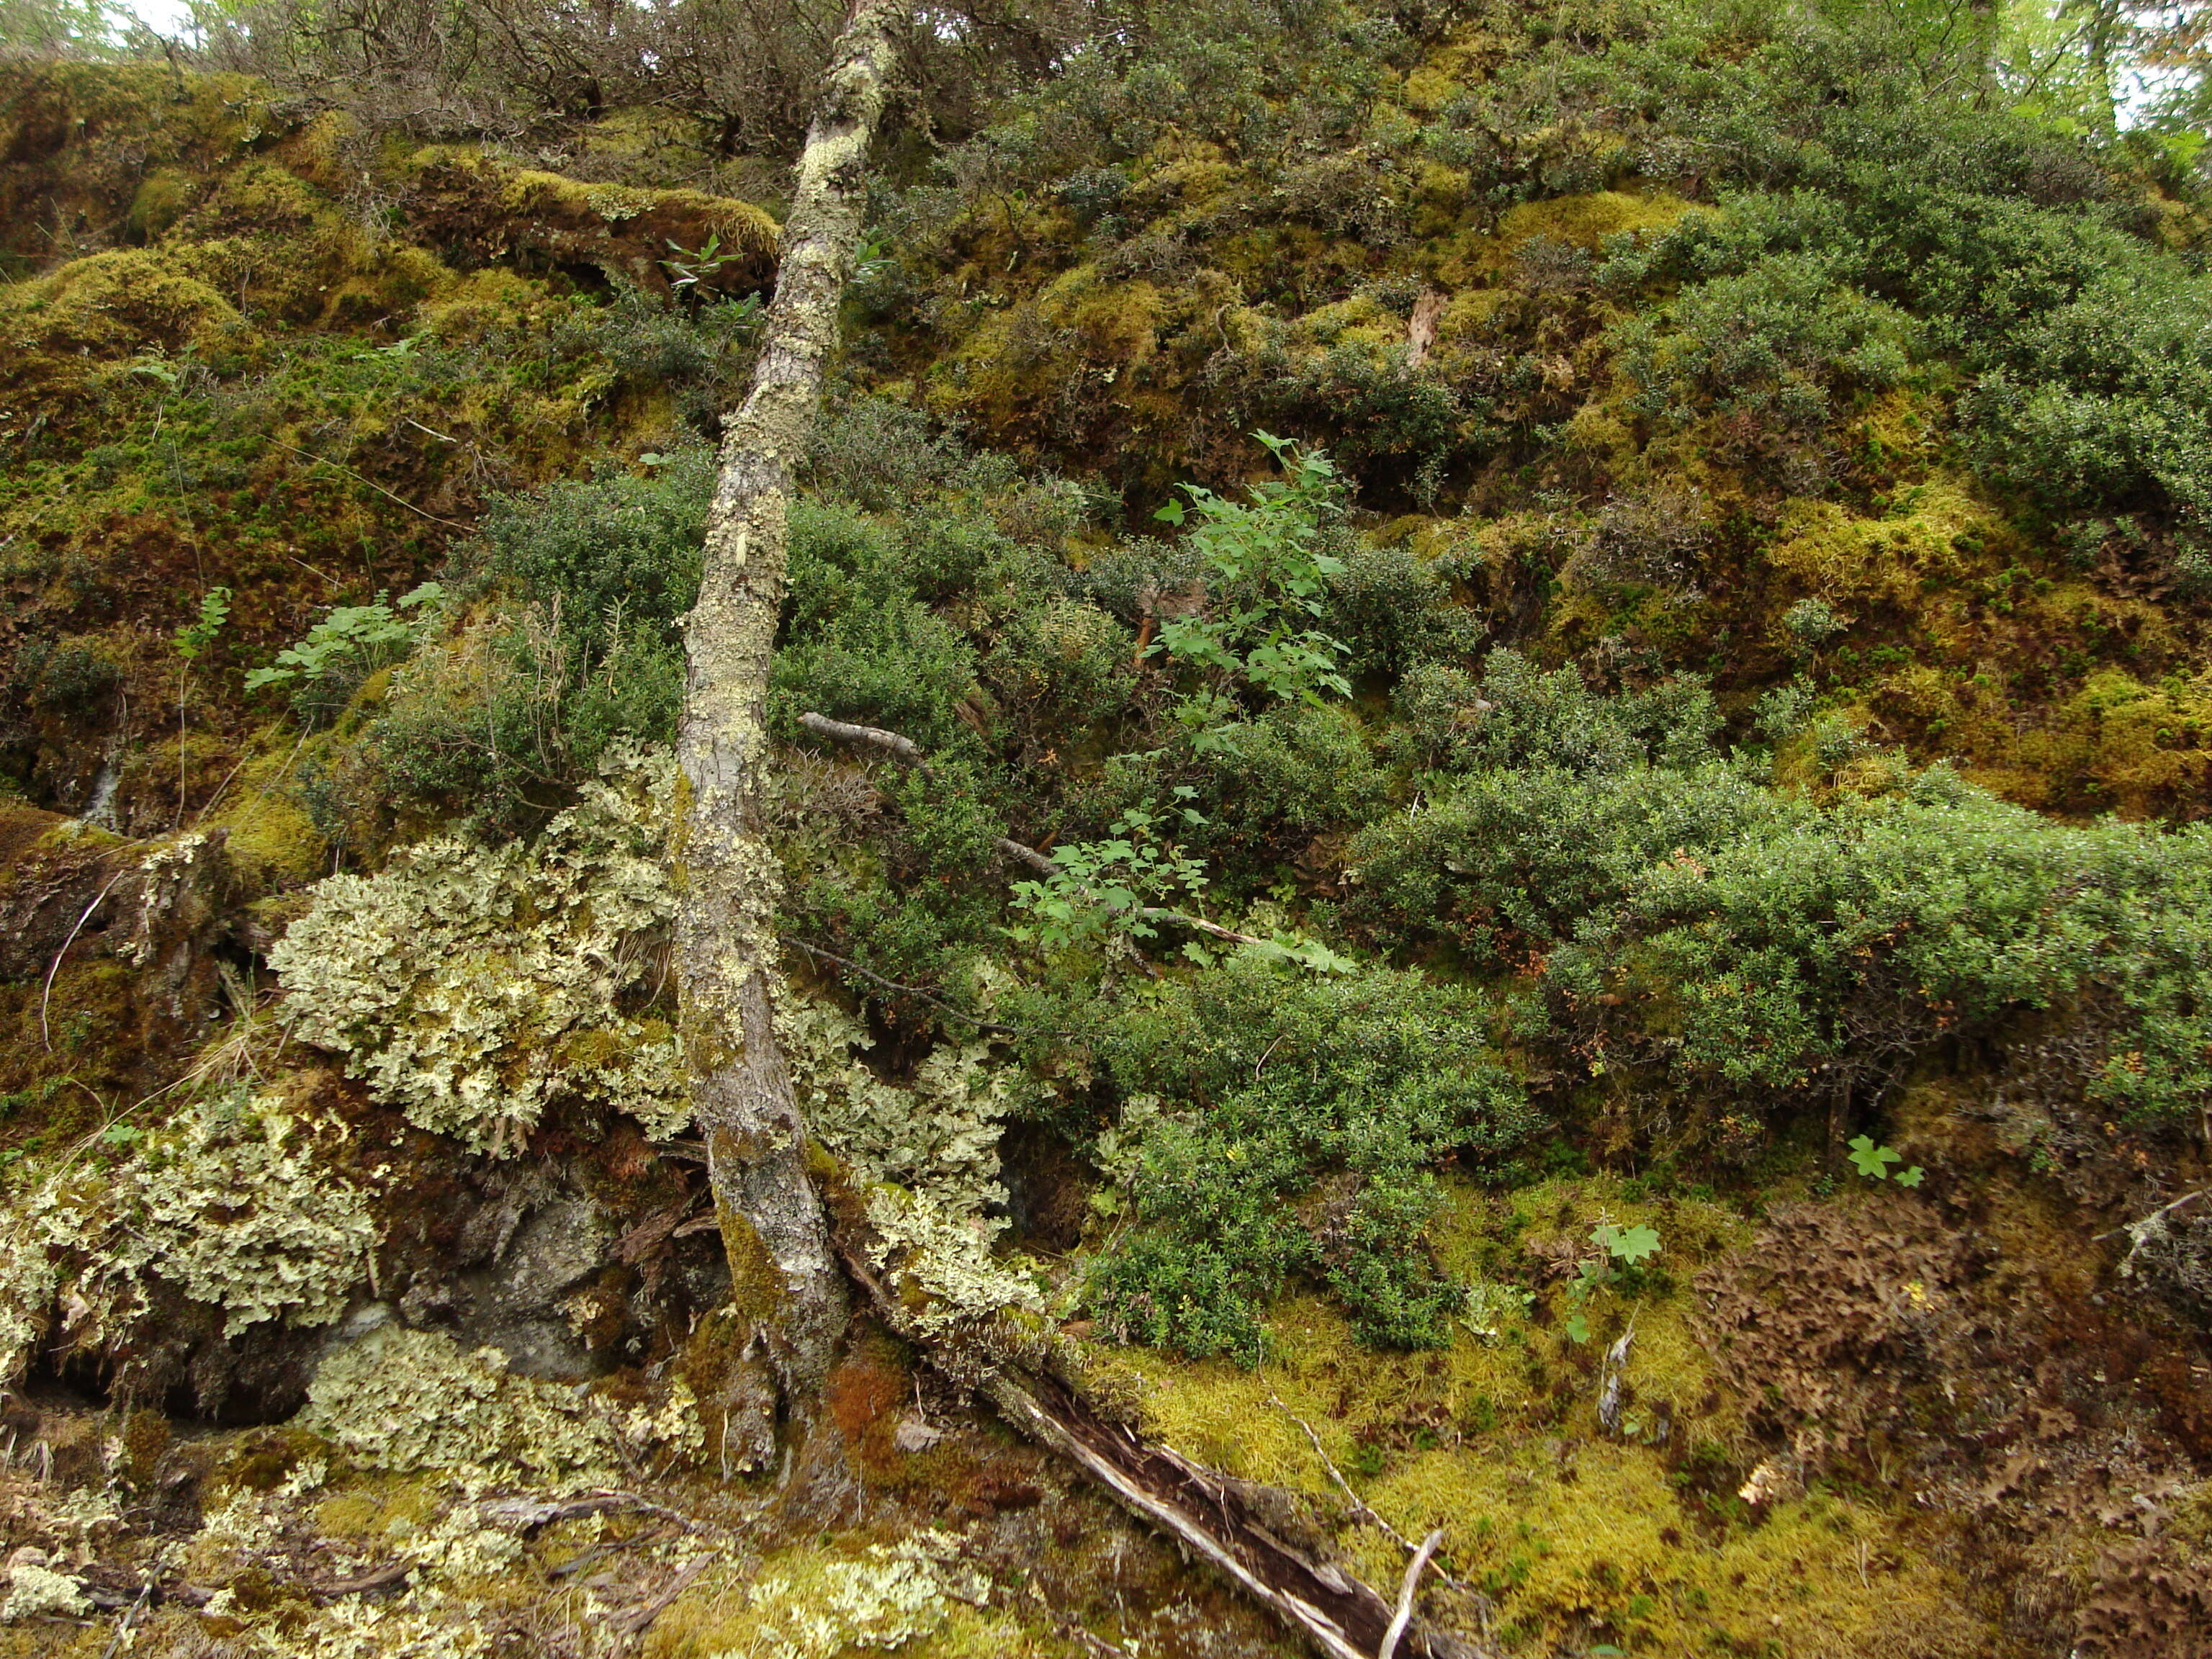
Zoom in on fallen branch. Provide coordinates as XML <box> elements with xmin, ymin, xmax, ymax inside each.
<box><xmin>307</xmin><ymin>1560</ymin><xmax>411</xmax><ymax>1601</ymax></box>
<box><xmin>475</xmin><ymin>1489</ymin><xmax>709</xmax><ymax>1535</ymax></box>
<box><xmin>826</xmin><ymin>1226</ymin><xmax>1481</xmax><ymax>1659</ymax></box>
<box><xmin>1378</xmin><ymin>1531</ymin><xmax>1445</xmax><ymax>1659</ymax></box>
<box><xmin>614</xmin><ymin>1552</ymin><xmax>717</xmax><ymax>1639</ymax></box>
<box><xmin>993</xmin><ymin>835</ymin><xmax>1058</xmax><ymax>875</ymax></box>
<box><xmin>799</xmin><ymin>711</ymin><xmax>933</xmax><ymax>774</ymax></box>
<box><xmin>2094</xmin><ymin>1188</ymin><xmax>2208</xmax><ymax>1243</ymax></box>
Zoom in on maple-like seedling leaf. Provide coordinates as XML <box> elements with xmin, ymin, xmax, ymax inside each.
<box><xmin>1895</xmin><ymin>1165</ymin><xmax>1925</xmax><ymax>1188</ymax></box>
<box><xmin>1605</xmin><ymin>1223</ymin><xmax>1662</xmax><ymax>1264</ymax></box>
<box><xmin>1847</xmin><ymin>1135</ymin><xmax>1902</xmax><ymax>1179</ymax></box>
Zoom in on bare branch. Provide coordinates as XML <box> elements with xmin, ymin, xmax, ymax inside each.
<box><xmin>1379</xmin><ymin>1531</ymin><xmax>1446</xmax><ymax>1659</ymax></box>
<box><xmin>2094</xmin><ymin>1187</ymin><xmax>2208</xmax><ymax>1244</ymax></box>
<box><xmin>799</xmin><ymin>711</ymin><xmax>933</xmax><ymax>773</ymax></box>
<box><xmin>994</xmin><ymin>835</ymin><xmax>1057</xmax><ymax>875</ymax></box>
<box><xmin>1272</xmin><ymin>1393</ymin><xmax>1419</xmax><ymax>1554</ymax></box>
<box><xmin>786</xmin><ymin>939</ymin><xmax>1063</xmax><ymax>1037</ymax></box>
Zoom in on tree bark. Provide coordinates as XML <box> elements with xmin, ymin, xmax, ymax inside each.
<box><xmin>673</xmin><ymin>0</ymin><xmax>899</xmax><ymax>1468</ymax></box>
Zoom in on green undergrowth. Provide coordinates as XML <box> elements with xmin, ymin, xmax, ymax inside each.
<box><xmin>266</xmin><ymin>377</ymin><xmax>2212</xmax><ymax>1376</ymax></box>
<box><xmin>4</xmin><ymin>6</ymin><xmax>2212</xmax><ymax>1655</ymax></box>
<box><xmin>849</xmin><ymin>0</ymin><xmax>2212</xmax><ymax>819</ymax></box>
<box><xmin>1</xmin><ymin>61</ymin><xmax>775</xmax><ymax>839</ymax></box>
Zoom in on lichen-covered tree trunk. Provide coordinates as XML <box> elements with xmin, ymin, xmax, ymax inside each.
<box><xmin>673</xmin><ymin>0</ymin><xmax>900</xmax><ymax>1468</ymax></box>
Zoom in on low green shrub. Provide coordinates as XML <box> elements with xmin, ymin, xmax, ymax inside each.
<box><xmin>1552</xmin><ymin>773</ymin><xmax>2212</xmax><ymax>1120</ymax></box>
<box><xmin>1349</xmin><ymin>761</ymin><xmax>1791</xmax><ymax>961</ymax></box>
<box><xmin>347</xmin><ymin>454</ymin><xmax>713</xmax><ymax>835</ymax></box>
<box><xmin>1394</xmin><ymin>649</ymin><xmax>1721</xmax><ymax>777</ymax></box>
<box><xmin>1086</xmin><ymin>957</ymin><xmax>1541</xmax><ymax>1361</ymax></box>
<box><xmin>1611</xmin><ymin>251</ymin><xmax>1918</xmax><ymax>438</ymax></box>
<box><xmin>484</xmin><ymin>448</ymin><xmax>711</xmax><ymax>675</ymax></box>
<box><xmin>1321</xmin><ymin>539</ymin><xmax>1485</xmax><ymax>678</ymax></box>
<box><xmin>1207</xmin><ymin>702</ymin><xmax>1389</xmax><ymax>838</ymax></box>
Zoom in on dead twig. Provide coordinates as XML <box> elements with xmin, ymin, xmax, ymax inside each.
<box><xmin>41</xmin><ymin>868</ymin><xmax>130</xmax><ymax>1051</ymax></box>
<box><xmin>99</xmin><ymin>1584</ymin><xmax>153</xmax><ymax>1659</ymax></box>
<box><xmin>2094</xmin><ymin>1188</ymin><xmax>2208</xmax><ymax>1242</ymax></box>
<box><xmin>1378</xmin><ymin>1531</ymin><xmax>1444</xmax><ymax>1659</ymax></box>
<box><xmin>269</xmin><ymin>437</ymin><xmax>473</xmax><ymax>531</ymax></box>
<box><xmin>786</xmin><ymin>940</ymin><xmax>1060</xmax><ymax>1037</ymax></box>
<box><xmin>799</xmin><ymin>711</ymin><xmax>932</xmax><ymax>775</ymax></box>
<box><xmin>613</xmin><ymin>1552</ymin><xmax>716</xmax><ymax>1639</ymax></box>
<box><xmin>1270</xmin><ymin>1391</ymin><xmax>1418</xmax><ymax>1555</ymax></box>
<box><xmin>307</xmin><ymin>1560</ymin><xmax>411</xmax><ymax>1600</ymax></box>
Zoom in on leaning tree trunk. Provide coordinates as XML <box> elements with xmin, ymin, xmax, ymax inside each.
<box><xmin>673</xmin><ymin>0</ymin><xmax>900</xmax><ymax>1470</ymax></box>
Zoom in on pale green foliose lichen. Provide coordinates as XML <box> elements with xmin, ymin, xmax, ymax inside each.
<box><xmin>0</xmin><ymin>1089</ymin><xmax>377</xmax><ymax>1378</ymax></box>
<box><xmin>781</xmin><ymin>988</ymin><xmax>1046</xmax><ymax>1339</ymax></box>
<box><xmin>781</xmin><ymin>993</ymin><xmax>1033</xmax><ymax>1223</ymax></box>
<box><xmin>717</xmin><ymin>1529</ymin><xmax>989</xmax><ymax>1658</ymax></box>
<box><xmin>1</xmin><ymin>1562</ymin><xmax>91</xmax><ymax>1623</ymax></box>
<box><xmin>270</xmin><ymin>744</ymin><xmax>686</xmax><ymax>1153</ymax></box>
<box><xmin>301</xmin><ymin>1325</ymin><xmax>700</xmax><ymax>1480</ymax></box>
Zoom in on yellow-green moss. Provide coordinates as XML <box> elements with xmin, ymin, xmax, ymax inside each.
<box><xmin>1763</xmin><ymin>477</ymin><xmax>1992</xmax><ymax>611</ymax></box>
<box><xmin>1496</xmin><ymin>189</ymin><xmax>1701</xmax><ymax>253</ymax></box>
<box><xmin>1068</xmin><ymin>1176</ymin><xmax>2000</xmax><ymax>1652</ymax></box>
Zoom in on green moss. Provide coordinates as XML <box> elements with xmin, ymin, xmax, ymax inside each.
<box><xmin>1079</xmin><ymin>1174</ymin><xmax>1995</xmax><ymax>1652</ymax></box>
<box><xmin>1495</xmin><ymin>189</ymin><xmax>1701</xmax><ymax>253</ymax></box>
<box><xmin>1763</xmin><ymin>480</ymin><xmax>1992</xmax><ymax>611</ymax></box>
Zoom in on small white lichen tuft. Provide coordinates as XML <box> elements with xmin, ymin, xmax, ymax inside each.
<box><xmin>1</xmin><ymin>1561</ymin><xmax>90</xmax><ymax>1623</ymax></box>
<box><xmin>270</xmin><ymin>744</ymin><xmax>686</xmax><ymax>1152</ymax></box>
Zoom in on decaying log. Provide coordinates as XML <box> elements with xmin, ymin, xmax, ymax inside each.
<box><xmin>673</xmin><ymin>0</ymin><xmax>903</xmax><ymax>1464</ymax></box>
